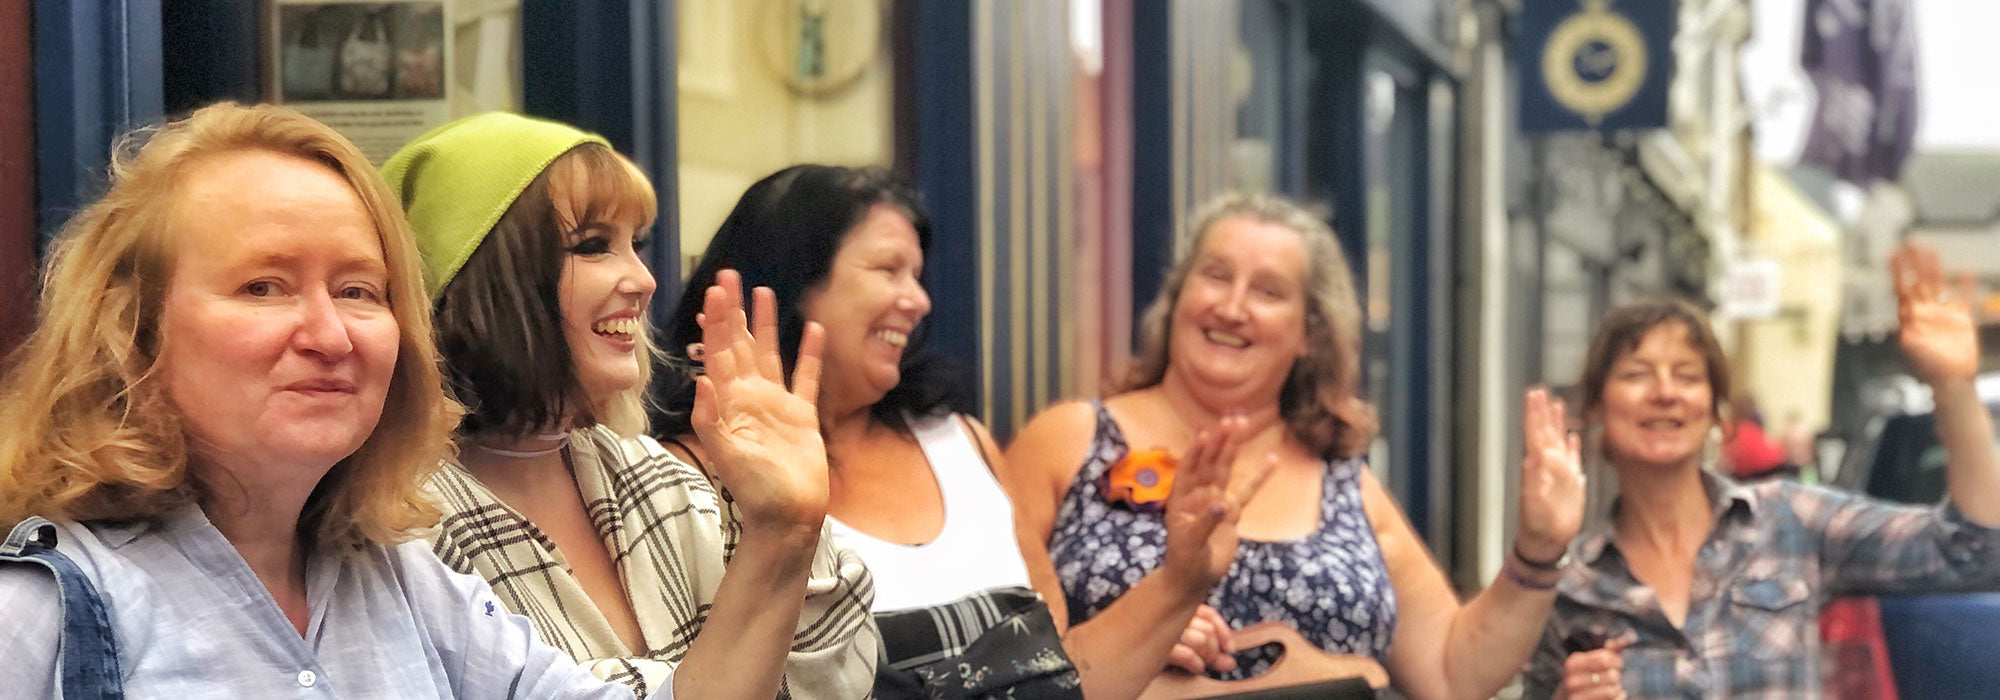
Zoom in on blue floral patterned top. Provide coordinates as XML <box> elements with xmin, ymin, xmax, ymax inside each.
<box><xmin>1049</xmin><ymin>401</ymin><xmax>1398</xmax><ymax>679</ymax></box>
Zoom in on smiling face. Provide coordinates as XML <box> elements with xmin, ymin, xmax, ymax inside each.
<box><xmin>801</xmin><ymin>203</ymin><xmax>931</xmax><ymax>414</ymax></box>
<box><xmin>557</xmin><ymin>207</ymin><xmax>657</xmax><ymax>407</ymax></box>
<box><xmin>158</xmin><ymin>149</ymin><xmax>399</xmax><ymax>490</ymax></box>
<box><xmin>1594</xmin><ymin>321</ymin><xmax>1719</xmax><ymax>471</ymax></box>
<box><xmin>1165</xmin><ymin>215</ymin><xmax>1311</xmax><ymax>402</ymax></box>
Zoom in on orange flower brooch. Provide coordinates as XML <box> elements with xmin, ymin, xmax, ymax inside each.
<box><xmin>1099</xmin><ymin>448</ymin><xmax>1177</xmax><ymax>511</ymax></box>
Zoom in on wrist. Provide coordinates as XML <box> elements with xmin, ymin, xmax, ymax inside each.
<box><xmin>1501</xmin><ymin>555</ymin><xmax>1560</xmax><ymax>591</ymax></box>
<box><xmin>739</xmin><ymin>517</ymin><xmax>826</xmax><ymax>560</ymax></box>
<box><xmin>1153</xmin><ymin>559</ymin><xmax>1220</xmax><ymax>606</ymax></box>
<box><xmin>1513</xmin><ymin>539</ymin><xmax>1568</xmax><ymax>571</ymax></box>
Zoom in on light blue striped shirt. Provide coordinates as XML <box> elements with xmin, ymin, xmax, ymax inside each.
<box><xmin>0</xmin><ymin>504</ymin><xmax>671</xmax><ymax>699</ymax></box>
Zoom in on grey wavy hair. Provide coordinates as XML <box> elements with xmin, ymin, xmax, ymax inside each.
<box><xmin>1123</xmin><ymin>192</ymin><xmax>1376</xmax><ymax>457</ymax></box>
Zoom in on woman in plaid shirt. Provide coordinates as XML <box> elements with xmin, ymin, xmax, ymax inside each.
<box><xmin>1526</xmin><ymin>244</ymin><xmax>2000</xmax><ymax>699</ymax></box>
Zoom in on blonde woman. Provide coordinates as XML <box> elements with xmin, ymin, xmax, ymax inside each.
<box><xmin>0</xmin><ymin>103</ymin><xmax>681</xmax><ymax>697</ymax></box>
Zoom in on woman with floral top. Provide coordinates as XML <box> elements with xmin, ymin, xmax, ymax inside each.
<box><xmin>1007</xmin><ymin>192</ymin><xmax>1590</xmax><ymax>698</ymax></box>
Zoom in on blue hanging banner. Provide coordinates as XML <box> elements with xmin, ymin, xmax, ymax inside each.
<box><xmin>1517</xmin><ymin>0</ymin><xmax>1675</xmax><ymax>132</ymax></box>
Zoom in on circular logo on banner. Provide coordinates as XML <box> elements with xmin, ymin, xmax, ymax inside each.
<box><xmin>1541</xmin><ymin>0</ymin><xmax>1648</xmax><ymax>125</ymax></box>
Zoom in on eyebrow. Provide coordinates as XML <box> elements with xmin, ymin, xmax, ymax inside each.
<box><xmin>234</xmin><ymin>251</ymin><xmax>387</xmax><ymax>276</ymax></box>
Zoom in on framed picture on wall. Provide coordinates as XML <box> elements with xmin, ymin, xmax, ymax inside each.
<box><xmin>266</xmin><ymin>0</ymin><xmax>452</xmax><ymax>163</ymax></box>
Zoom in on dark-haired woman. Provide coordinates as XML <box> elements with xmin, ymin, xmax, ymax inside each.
<box><xmin>1524</xmin><ymin>245</ymin><xmax>2000</xmax><ymax>699</ymax></box>
<box><xmin>385</xmin><ymin>114</ymin><xmax>878</xmax><ymax>700</ymax></box>
<box><xmin>662</xmin><ymin>164</ymin><xmax>1257</xmax><ymax>699</ymax></box>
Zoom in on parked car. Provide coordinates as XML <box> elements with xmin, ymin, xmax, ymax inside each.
<box><xmin>1822</xmin><ymin>374</ymin><xmax>2000</xmax><ymax>700</ymax></box>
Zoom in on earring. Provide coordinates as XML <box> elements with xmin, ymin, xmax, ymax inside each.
<box><xmin>685</xmin><ymin>342</ymin><xmax>705</xmax><ymax>362</ymax></box>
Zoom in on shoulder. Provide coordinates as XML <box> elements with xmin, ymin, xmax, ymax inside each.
<box><xmin>1007</xmin><ymin>400</ymin><xmax>1101</xmax><ymax>452</ymax></box>
<box><xmin>1003</xmin><ymin>399</ymin><xmax>1103</xmax><ymax>479</ymax></box>
<box><xmin>374</xmin><ymin>539</ymin><xmax>504</xmax><ymax>613</ymax></box>
<box><xmin>1351</xmin><ymin>463</ymin><xmax>1401</xmax><ymax>530</ymax></box>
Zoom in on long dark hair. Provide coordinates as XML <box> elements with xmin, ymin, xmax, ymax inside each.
<box><xmin>656</xmin><ymin>165</ymin><xmax>969</xmax><ymax>436</ymax></box>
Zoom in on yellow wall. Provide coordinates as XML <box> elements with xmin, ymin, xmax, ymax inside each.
<box><xmin>675</xmin><ymin>0</ymin><xmax>896</xmax><ymax>273</ymax></box>
<box><xmin>1735</xmin><ymin>166</ymin><xmax>1842</xmax><ymax>435</ymax></box>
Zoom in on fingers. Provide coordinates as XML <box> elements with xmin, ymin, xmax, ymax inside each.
<box><xmin>1227</xmin><ymin>454</ymin><xmax>1278</xmax><ymax>511</ymax></box>
<box><xmin>1179</xmin><ymin>428</ymin><xmax>1221</xmax><ymax>493</ymax></box>
<box><xmin>1919</xmin><ymin>245</ymin><xmax>1945</xmax><ymax>301</ymax></box>
<box><xmin>1524</xmin><ymin>388</ymin><xmax>1546</xmax><ymax>450</ymax></box>
<box><xmin>791</xmin><ymin>321</ymin><xmax>825</xmax><ymax>403</ymax></box>
<box><xmin>1166</xmin><ymin>643</ymin><xmax>1207</xmax><ymax>675</ymax></box>
<box><xmin>1170</xmin><ymin>608</ymin><xmax>1237</xmax><ymax>675</ymax></box>
<box><xmin>751</xmin><ymin>286</ymin><xmax>783</xmax><ymax>380</ymax></box>
<box><xmin>1891</xmin><ymin>245</ymin><xmax>1916</xmax><ymax>301</ymax></box>
<box><xmin>1208</xmin><ymin>414</ymin><xmax>1247</xmax><ymax>482</ymax></box>
<box><xmin>691</xmin><ymin>376</ymin><xmax>718</xmax><ymax>434</ymax></box>
<box><xmin>1561</xmin><ymin>646</ymin><xmax>1627</xmax><ymax>699</ymax></box>
<box><xmin>1195</xmin><ymin>605</ymin><xmax>1236</xmax><ymax>662</ymax></box>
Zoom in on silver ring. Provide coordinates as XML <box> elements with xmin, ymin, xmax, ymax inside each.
<box><xmin>1592</xmin><ymin>672</ymin><xmax>1602</xmax><ymax>685</ymax></box>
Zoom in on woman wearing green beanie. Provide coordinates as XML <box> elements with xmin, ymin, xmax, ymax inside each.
<box><xmin>383</xmin><ymin>113</ymin><xmax>878</xmax><ymax>699</ymax></box>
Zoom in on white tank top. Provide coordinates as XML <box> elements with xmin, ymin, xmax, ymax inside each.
<box><xmin>827</xmin><ymin>412</ymin><xmax>1034</xmax><ymax>612</ymax></box>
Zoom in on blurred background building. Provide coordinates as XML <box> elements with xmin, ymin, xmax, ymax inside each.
<box><xmin>3</xmin><ymin>0</ymin><xmax>1994</xmax><ymax>605</ymax></box>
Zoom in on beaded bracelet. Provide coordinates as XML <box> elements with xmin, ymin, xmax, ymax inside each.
<box><xmin>1513</xmin><ymin>542</ymin><xmax>1564</xmax><ymax>571</ymax></box>
<box><xmin>1502</xmin><ymin>557</ymin><xmax>1559</xmax><ymax>590</ymax></box>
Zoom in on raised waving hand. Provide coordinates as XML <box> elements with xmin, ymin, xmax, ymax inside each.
<box><xmin>1159</xmin><ymin>413</ymin><xmax>1279</xmax><ymax>590</ymax></box>
<box><xmin>1893</xmin><ymin>244</ymin><xmax>1979</xmax><ymax>386</ymax></box>
<box><xmin>690</xmin><ymin>269</ymin><xmax>831</xmax><ymax>536</ymax></box>
<box><xmin>1517</xmin><ymin>388</ymin><xmax>1585</xmax><ymax>564</ymax></box>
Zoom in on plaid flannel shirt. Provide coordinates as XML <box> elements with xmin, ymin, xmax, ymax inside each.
<box><xmin>426</xmin><ymin>426</ymin><xmax>880</xmax><ymax>700</ymax></box>
<box><xmin>1524</xmin><ymin>471</ymin><xmax>2000</xmax><ymax>699</ymax></box>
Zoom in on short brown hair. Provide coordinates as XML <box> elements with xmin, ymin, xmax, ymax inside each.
<box><xmin>1577</xmin><ymin>299</ymin><xmax>1731</xmax><ymax>423</ymax></box>
<box><xmin>0</xmin><ymin>102</ymin><xmax>458</xmax><ymax>548</ymax></box>
<box><xmin>432</xmin><ymin>143</ymin><xmax>658</xmax><ymax>438</ymax></box>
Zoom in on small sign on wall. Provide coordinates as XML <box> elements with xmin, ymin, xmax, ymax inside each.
<box><xmin>266</xmin><ymin>0</ymin><xmax>452</xmax><ymax>163</ymax></box>
<box><xmin>1721</xmin><ymin>258</ymin><xmax>1783</xmax><ymax>320</ymax></box>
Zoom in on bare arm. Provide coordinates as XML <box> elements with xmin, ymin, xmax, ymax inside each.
<box><xmin>1001</xmin><ymin>402</ymin><xmax>1267</xmax><ymax>700</ymax></box>
<box><xmin>1377</xmin><ymin>390</ymin><xmax>1585</xmax><ymax>700</ymax></box>
<box><xmin>1893</xmin><ymin>245</ymin><xmax>2000</xmax><ymax>526</ymax></box>
<box><xmin>672</xmin><ymin>271</ymin><xmax>834</xmax><ymax>700</ymax></box>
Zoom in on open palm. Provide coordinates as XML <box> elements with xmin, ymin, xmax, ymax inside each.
<box><xmin>1893</xmin><ymin>244</ymin><xmax>1980</xmax><ymax>385</ymax></box>
<box><xmin>1518</xmin><ymin>388</ymin><xmax>1584</xmax><ymax>560</ymax></box>
<box><xmin>691</xmin><ymin>269</ymin><xmax>831</xmax><ymax>533</ymax></box>
<box><xmin>1161</xmin><ymin>414</ymin><xmax>1277</xmax><ymax>588</ymax></box>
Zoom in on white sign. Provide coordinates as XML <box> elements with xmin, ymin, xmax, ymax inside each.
<box><xmin>1721</xmin><ymin>259</ymin><xmax>1783</xmax><ymax>320</ymax></box>
<box><xmin>267</xmin><ymin>0</ymin><xmax>452</xmax><ymax>164</ymax></box>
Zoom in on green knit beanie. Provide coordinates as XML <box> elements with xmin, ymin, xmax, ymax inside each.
<box><xmin>381</xmin><ymin>112</ymin><xmax>610</xmax><ymax>301</ymax></box>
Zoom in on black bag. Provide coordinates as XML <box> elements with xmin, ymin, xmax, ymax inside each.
<box><xmin>873</xmin><ymin>586</ymin><xmax>1083</xmax><ymax>699</ymax></box>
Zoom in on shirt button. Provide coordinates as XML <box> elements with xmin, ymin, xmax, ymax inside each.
<box><xmin>297</xmin><ymin>670</ymin><xmax>317</xmax><ymax>688</ymax></box>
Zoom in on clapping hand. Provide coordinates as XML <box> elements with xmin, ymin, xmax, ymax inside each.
<box><xmin>690</xmin><ymin>269</ymin><xmax>830</xmax><ymax>540</ymax></box>
<box><xmin>1517</xmin><ymin>388</ymin><xmax>1585</xmax><ymax>564</ymax></box>
<box><xmin>1893</xmin><ymin>244</ymin><xmax>1980</xmax><ymax>386</ymax></box>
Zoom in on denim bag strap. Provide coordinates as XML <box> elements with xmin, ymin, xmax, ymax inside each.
<box><xmin>1</xmin><ymin>517</ymin><xmax>125</xmax><ymax>700</ymax></box>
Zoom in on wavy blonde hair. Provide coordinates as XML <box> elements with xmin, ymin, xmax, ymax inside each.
<box><xmin>1125</xmin><ymin>192</ymin><xmax>1377</xmax><ymax>457</ymax></box>
<box><xmin>0</xmin><ymin>102</ymin><xmax>459</xmax><ymax>548</ymax></box>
